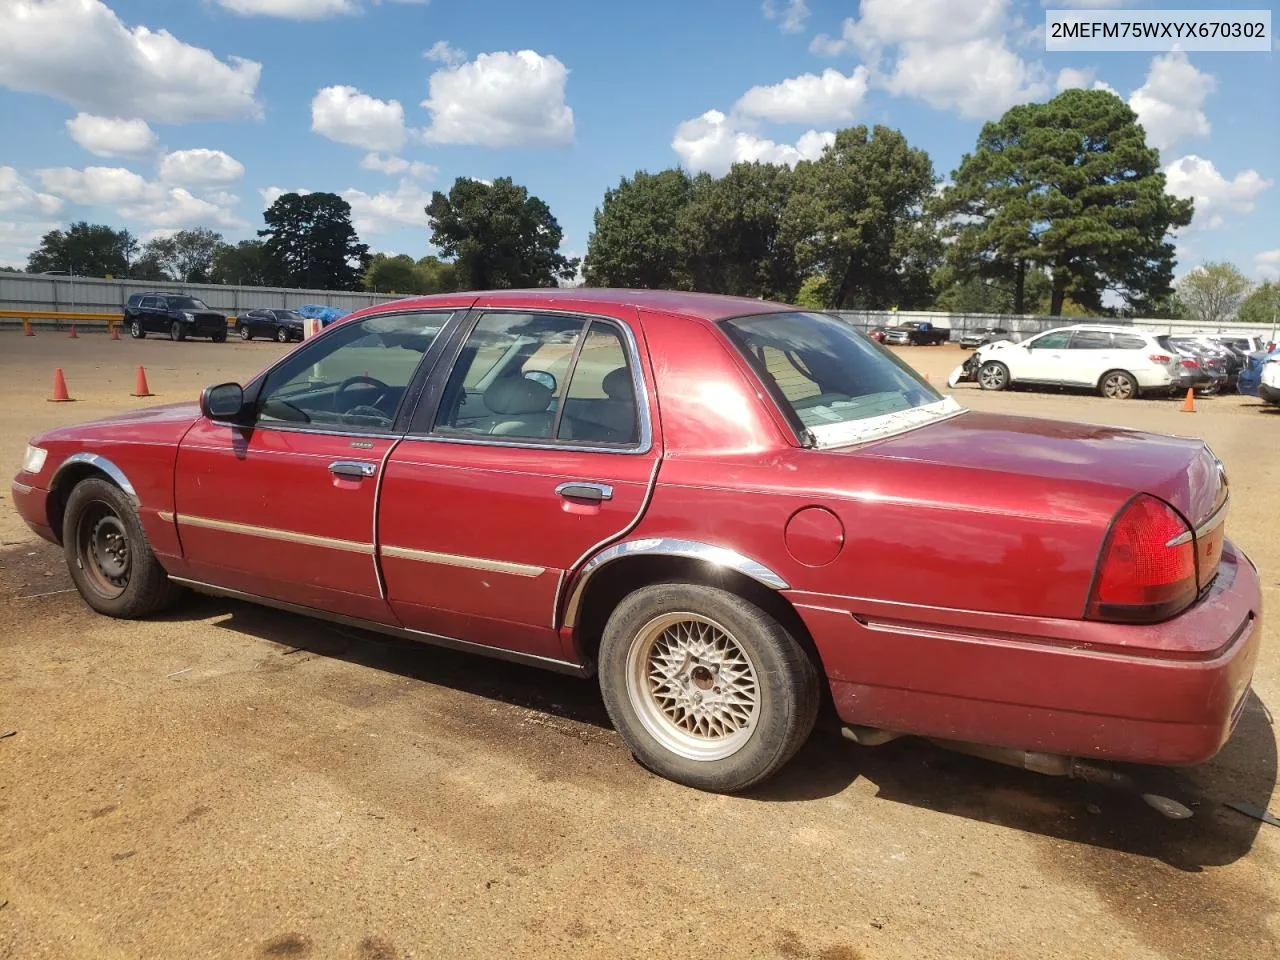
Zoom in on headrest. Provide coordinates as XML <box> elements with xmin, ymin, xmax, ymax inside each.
<box><xmin>601</xmin><ymin>367</ymin><xmax>633</xmax><ymax>401</ymax></box>
<box><xmin>484</xmin><ymin>376</ymin><xmax>553</xmax><ymax>415</ymax></box>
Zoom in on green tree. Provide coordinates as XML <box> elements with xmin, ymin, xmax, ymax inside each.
<box><xmin>795</xmin><ymin>273</ymin><xmax>828</xmax><ymax>309</ymax></box>
<box><xmin>260</xmin><ymin>192</ymin><xmax>369</xmax><ymax>291</ymax></box>
<box><xmin>427</xmin><ymin>177</ymin><xmax>577</xmax><ymax>289</ymax></box>
<box><xmin>136</xmin><ymin>227</ymin><xmax>223</xmax><ymax>283</ymax></box>
<box><xmin>212</xmin><ymin>240</ymin><xmax>273</xmax><ymax>286</ymax></box>
<box><xmin>363</xmin><ymin>253</ymin><xmax>457</xmax><ymax>294</ymax></box>
<box><xmin>26</xmin><ymin>221</ymin><xmax>138</xmax><ymax>277</ymax></box>
<box><xmin>939</xmin><ymin>89</ymin><xmax>1192</xmax><ymax>316</ymax></box>
<box><xmin>416</xmin><ymin>255</ymin><xmax>457</xmax><ymax>293</ymax></box>
<box><xmin>679</xmin><ymin>162</ymin><xmax>800</xmax><ymax>300</ymax></box>
<box><xmin>1237</xmin><ymin>281</ymin><xmax>1280</xmax><ymax>325</ymax></box>
<box><xmin>583</xmin><ymin>169</ymin><xmax>694</xmax><ymax>288</ymax></box>
<box><xmin>780</xmin><ymin>126</ymin><xmax>940</xmax><ymax>310</ymax></box>
<box><xmin>1177</xmin><ymin>262</ymin><xmax>1253</xmax><ymax>325</ymax></box>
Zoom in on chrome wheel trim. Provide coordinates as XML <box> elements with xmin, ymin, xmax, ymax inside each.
<box><xmin>130</xmin><ymin>320</ymin><xmax>141</xmax><ymax>338</ymax></box>
<box><xmin>625</xmin><ymin>612</ymin><xmax>760</xmax><ymax>762</ymax></box>
<box><xmin>979</xmin><ymin>363</ymin><xmax>1006</xmax><ymax>389</ymax></box>
<box><xmin>1102</xmin><ymin>373</ymin><xmax>1134</xmax><ymax>399</ymax></box>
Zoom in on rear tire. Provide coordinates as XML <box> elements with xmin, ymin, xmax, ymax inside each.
<box><xmin>598</xmin><ymin>582</ymin><xmax>820</xmax><ymax>793</ymax></box>
<box><xmin>1099</xmin><ymin>369</ymin><xmax>1138</xmax><ymax>400</ymax></box>
<box><xmin>62</xmin><ymin>478</ymin><xmax>183</xmax><ymax>619</ymax></box>
<box><xmin>978</xmin><ymin>361</ymin><xmax>1010</xmax><ymax>391</ymax></box>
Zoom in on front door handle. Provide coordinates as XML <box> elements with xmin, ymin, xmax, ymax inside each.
<box><xmin>329</xmin><ymin>460</ymin><xmax>376</xmax><ymax>479</ymax></box>
<box><xmin>555</xmin><ymin>481</ymin><xmax>613</xmax><ymax>503</ymax></box>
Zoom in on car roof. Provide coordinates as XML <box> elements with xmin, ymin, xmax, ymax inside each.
<box><xmin>357</xmin><ymin>288</ymin><xmax>796</xmax><ymax>324</ymax></box>
<box><xmin>1042</xmin><ymin>323</ymin><xmax>1150</xmax><ymax>334</ymax></box>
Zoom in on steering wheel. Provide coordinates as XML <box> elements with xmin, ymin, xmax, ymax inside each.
<box><xmin>335</xmin><ymin>375</ymin><xmax>390</xmax><ymax>411</ymax></box>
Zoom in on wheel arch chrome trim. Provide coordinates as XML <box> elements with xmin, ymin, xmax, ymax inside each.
<box><xmin>50</xmin><ymin>452</ymin><xmax>140</xmax><ymax>505</ymax></box>
<box><xmin>561</xmin><ymin>537</ymin><xmax>790</xmax><ymax>631</ymax></box>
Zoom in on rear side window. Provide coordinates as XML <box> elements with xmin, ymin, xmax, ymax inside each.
<box><xmin>1113</xmin><ymin>334</ymin><xmax>1148</xmax><ymax>350</ymax></box>
<box><xmin>1069</xmin><ymin>331</ymin><xmax>1113</xmax><ymax>349</ymax></box>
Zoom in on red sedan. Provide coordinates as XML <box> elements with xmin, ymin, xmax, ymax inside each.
<box><xmin>11</xmin><ymin>290</ymin><xmax>1261</xmax><ymax>792</ymax></box>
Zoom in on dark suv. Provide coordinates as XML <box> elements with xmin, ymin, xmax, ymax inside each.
<box><xmin>124</xmin><ymin>294</ymin><xmax>228</xmax><ymax>342</ymax></box>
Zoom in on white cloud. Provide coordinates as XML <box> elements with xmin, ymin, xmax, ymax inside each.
<box><xmin>360</xmin><ymin>152</ymin><xmax>437</xmax><ymax>179</ymax></box>
<box><xmin>0</xmin><ymin>220</ymin><xmax>61</xmax><ymax>267</ymax></box>
<box><xmin>159</xmin><ymin>149</ymin><xmax>246</xmax><ymax>188</ymax></box>
<box><xmin>342</xmin><ymin>180</ymin><xmax>431</xmax><ymax>234</ymax></box>
<box><xmin>1164</xmin><ymin>155</ymin><xmax>1272</xmax><ymax>230</ymax></box>
<box><xmin>672</xmin><ymin>110</ymin><xmax>833</xmax><ymax>176</ymax></box>
<box><xmin>65</xmin><ymin>114</ymin><xmax>158</xmax><ymax>159</ymax></box>
<box><xmin>311</xmin><ymin>85</ymin><xmax>407</xmax><ymax>152</ymax></box>
<box><xmin>1256</xmin><ymin>250</ymin><xmax>1280</xmax><ymax>282</ymax></box>
<box><xmin>734</xmin><ymin>67</ymin><xmax>869</xmax><ymax>125</ymax></box>
<box><xmin>808</xmin><ymin>0</ymin><xmax>1049</xmax><ymax>118</ymax></box>
<box><xmin>1044</xmin><ymin>1</ymin><xmax>1128</xmax><ymax>6</ymax></box>
<box><xmin>0</xmin><ymin>167</ymin><xmax>63</xmax><ymax>216</ymax></box>
<box><xmin>424</xmin><ymin>40</ymin><xmax>466</xmax><ymax>66</ymax></box>
<box><xmin>1055</xmin><ymin>67</ymin><xmax>1092</xmax><ymax>92</ymax></box>
<box><xmin>0</xmin><ymin>0</ymin><xmax>261</xmax><ymax>123</ymax></box>
<box><xmin>423</xmin><ymin>50</ymin><xmax>574</xmax><ymax>147</ymax></box>
<box><xmin>1129</xmin><ymin>52</ymin><xmax>1215</xmax><ymax>154</ymax></box>
<box><xmin>762</xmin><ymin>0</ymin><xmax>809</xmax><ymax>34</ymax></box>
<box><xmin>36</xmin><ymin>165</ymin><xmax>245</xmax><ymax>229</ymax></box>
<box><xmin>259</xmin><ymin>186</ymin><xmax>312</xmax><ymax>208</ymax></box>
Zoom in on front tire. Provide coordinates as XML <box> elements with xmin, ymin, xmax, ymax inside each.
<box><xmin>169</xmin><ymin>321</ymin><xmax>185</xmax><ymax>342</ymax></box>
<box><xmin>129</xmin><ymin>319</ymin><xmax>145</xmax><ymax>339</ymax></box>
<box><xmin>1099</xmin><ymin>369</ymin><xmax>1138</xmax><ymax>400</ymax></box>
<box><xmin>276</xmin><ymin>327</ymin><xmax>290</xmax><ymax>343</ymax></box>
<box><xmin>978</xmin><ymin>361</ymin><xmax>1010</xmax><ymax>391</ymax></box>
<box><xmin>598</xmin><ymin>582</ymin><xmax>820</xmax><ymax>793</ymax></box>
<box><xmin>239</xmin><ymin>325</ymin><xmax>252</xmax><ymax>341</ymax></box>
<box><xmin>62</xmin><ymin>478</ymin><xmax>183</xmax><ymax>618</ymax></box>
<box><xmin>212</xmin><ymin>330</ymin><xmax>226</xmax><ymax>343</ymax></box>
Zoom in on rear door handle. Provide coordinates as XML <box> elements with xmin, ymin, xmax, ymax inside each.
<box><xmin>329</xmin><ymin>460</ymin><xmax>376</xmax><ymax>479</ymax></box>
<box><xmin>555</xmin><ymin>481</ymin><xmax>613</xmax><ymax>503</ymax></box>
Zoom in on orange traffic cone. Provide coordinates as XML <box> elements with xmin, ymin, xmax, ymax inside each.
<box><xmin>110</xmin><ymin>323</ymin><xmax>121</xmax><ymax>340</ymax></box>
<box><xmin>22</xmin><ymin>318</ymin><xmax>34</xmax><ymax>336</ymax></box>
<box><xmin>924</xmin><ymin>372</ymin><xmax>931</xmax><ymax>381</ymax></box>
<box><xmin>49</xmin><ymin>368</ymin><xmax>71</xmax><ymax>402</ymax></box>
<box><xmin>1181</xmin><ymin>388</ymin><xmax>1196</xmax><ymax>413</ymax></box>
<box><xmin>68</xmin><ymin>323</ymin><xmax>78</xmax><ymax>339</ymax></box>
<box><xmin>131</xmin><ymin>365</ymin><xmax>153</xmax><ymax>397</ymax></box>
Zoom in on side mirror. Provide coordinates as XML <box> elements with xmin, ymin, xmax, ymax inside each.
<box><xmin>201</xmin><ymin>382</ymin><xmax>246</xmax><ymax>421</ymax></box>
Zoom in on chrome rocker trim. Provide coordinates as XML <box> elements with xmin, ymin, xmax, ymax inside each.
<box><xmin>167</xmin><ymin>576</ymin><xmax>590</xmax><ymax>677</ymax></box>
<box><xmin>561</xmin><ymin>537</ymin><xmax>791</xmax><ymax>630</ymax></box>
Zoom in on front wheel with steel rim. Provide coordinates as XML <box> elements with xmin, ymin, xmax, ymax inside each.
<box><xmin>978</xmin><ymin>360</ymin><xmax>1010</xmax><ymax>391</ymax></box>
<box><xmin>169</xmin><ymin>320</ymin><xmax>185</xmax><ymax>342</ymax></box>
<box><xmin>599</xmin><ymin>582</ymin><xmax>820</xmax><ymax>792</ymax></box>
<box><xmin>62</xmin><ymin>478</ymin><xmax>183</xmax><ymax>618</ymax></box>
<box><xmin>1099</xmin><ymin>369</ymin><xmax>1138</xmax><ymax>400</ymax></box>
<box><xmin>239</xmin><ymin>325</ymin><xmax>252</xmax><ymax>340</ymax></box>
<box><xmin>129</xmin><ymin>319</ymin><xmax>145</xmax><ymax>339</ymax></box>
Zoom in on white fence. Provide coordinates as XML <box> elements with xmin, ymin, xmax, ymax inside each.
<box><xmin>0</xmin><ymin>270</ymin><xmax>400</xmax><ymax>315</ymax></box>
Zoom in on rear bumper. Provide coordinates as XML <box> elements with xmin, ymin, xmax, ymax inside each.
<box><xmin>792</xmin><ymin>542</ymin><xmax>1262</xmax><ymax>766</ymax></box>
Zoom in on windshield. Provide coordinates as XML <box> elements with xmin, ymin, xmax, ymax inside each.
<box><xmin>171</xmin><ymin>297</ymin><xmax>209</xmax><ymax>310</ymax></box>
<box><xmin>721</xmin><ymin>311</ymin><xmax>960</xmax><ymax>448</ymax></box>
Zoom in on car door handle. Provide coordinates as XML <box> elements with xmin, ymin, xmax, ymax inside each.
<box><xmin>329</xmin><ymin>460</ymin><xmax>376</xmax><ymax>479</ymax></box>
<box><xmin>555</xmin><ymin>481</ymin><xmax>613</xmax><ymax>503</ymax></box>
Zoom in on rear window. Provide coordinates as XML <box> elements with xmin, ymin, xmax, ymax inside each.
<box><xmin>721</xmin><ymin>311</ymin><xmax>956</xmax><ymax>448</ymax></box>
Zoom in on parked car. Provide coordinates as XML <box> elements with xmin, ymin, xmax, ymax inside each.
<box><xmin>866</xmin><ymin>325</ymin><xmax>887</xmax><ymax>343</ymax></box>
<box><xmin>1207</xmin><ymin>334</ymin><xmax>1270</xmax><ymax>355</ymax></box>
<box><xmin>235</xmin><ymin>308</ymin><xmax>305</xmax><ymax>343</ymax></box>
<box><xmin>1164</xmin><ymin>337</ymin><xmax>1229</xmax><ymax>395</ymax></box>
<box><xmin>958</xmin><ymin>326</ymin><xmax>1011</xmax><ymax>349</ymax></box>
<box><xmin>124</xmin><ymin>293</ymin><xmax>228</xmax><ymax>342</ymax></box>
<box><xmin>883</xmin><ymin>320</ymin><xmax>950</xmax><ymax>346</ymax></box>
<box><xmin>968</xmin><ymin>325</ymin><xmax>1200</xmax><ymax>399</ymax></box>
<box><xmin>1260</xmin><ymin>353</ymin><xmax>1280</xmax><ymax>405</ymax></box>
<box><xmin>1237</xmin><ymin>347</ymin><xmax>1279</xmax><ymax>397</ymax></box>
<box><xmin>11</xmin><ymin>290</ymin><xmax>1258</xmax><ymax>794</ymax></box>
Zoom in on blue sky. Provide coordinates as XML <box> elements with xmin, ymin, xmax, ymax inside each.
<box><xmin>0</xmin><ymin>0</ymin><xmax>1276</xmax><ymax>283</ymax></box>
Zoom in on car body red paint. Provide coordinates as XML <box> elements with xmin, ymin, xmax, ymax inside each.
<box><xmin>12</xmin><ymin>289</ymin><xmax>1261</xmax><ymax>771</ymax></box>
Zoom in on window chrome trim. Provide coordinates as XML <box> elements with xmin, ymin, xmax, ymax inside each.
<box><xmin>1166</xmin><ymin>495</ymin><xmax>1229</xmax><ymax>548</ymax></box>
<box><xmin>51</xmin><ymin>453</ymin><xmax>140</xmax><ymax>505</ymax></box>
<box><xmin>177</xmin><ymin>514</ymin><xmax>374</xmax><ymax>554</ymax></box>
<box><xmin>562</xmin><ymin>537</ymin><xmax>789</xmax><ymax>630</ymax></box>
<box><xmin>380</xmin><ymin>545</ymin><xmax>546</xmax><ymax>578</ymax></box>
<box><xmin>167</xmin><ymin>576</ymin><xmax>590</xmax><ymax>677</ymax></box>
<box><xmin>409</xmin><ymin>307</ymin><xmax>655</xmax><ymax>456</ymax></box>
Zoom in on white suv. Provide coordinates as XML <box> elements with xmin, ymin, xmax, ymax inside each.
<box><xmin>1260</xmin><ymin>355</ymin><xmax>1280</xmax><ymax>405</ymax></box>
<box><xmin>972</xmin><ymin>325</ymin><xmax>1197</xmax><ymax>400</ymax></box>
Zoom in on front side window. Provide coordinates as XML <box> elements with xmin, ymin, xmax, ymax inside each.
<box><xmin>255</xmin><ymin>311</ymin><xmax>450</xmax><ymax>432</ymax></box>
<box><xmin>1029</xmin><ymin>330</ymin><xmax>1073</xmax><ymax>350</ymax></box>
<box><xmin>722</xmin><ymin>311</ymin><xmax>953</xmax><ymax>449</ymax></box>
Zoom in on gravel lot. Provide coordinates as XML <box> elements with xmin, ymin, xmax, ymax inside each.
<box><xmin>1</xmin><ymin>333</ymin><xmax>1277</xmax><ymax>960</ymax></box>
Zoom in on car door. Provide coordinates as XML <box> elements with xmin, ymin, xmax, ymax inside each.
<box><xmin>377</xmin><ymin>307</ymin><xmax>660</xmax><ymax>663</ymax></box>
<box><xmin>173</xmin><ymin>309</ymin><xmax>459</xmax><ymax>623</ymax></box>
<box><xmin>1017</xmin><ymin>329</ymin><xmax>1075</xmax><ymax>383</ymax></box>
<box><xmin>140</xmin><ymin>296</ymin><xmax>163</xmax><ymax>332</ymax></box>
<box><xmin>1062</xmin><ymin>329</ymin><xmax>1116</xmax><ymax>386</ymax></box>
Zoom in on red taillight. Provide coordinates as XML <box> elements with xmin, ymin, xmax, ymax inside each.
<box><xmin>1087</xmin><ymin>494</ymin><xmax>1197</xmax><ymax>623</ymax></box>
<box><xmin>1180</xmin><ymin>358</ymin><xmax>1199</xmax><ymax>368</ymax></box>
<box><xmin>1149</xmin><ymin>353</ymin><xmax>1172</xmax><ymax>364</ymax></box>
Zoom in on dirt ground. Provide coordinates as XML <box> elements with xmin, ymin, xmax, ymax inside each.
<box><xmin>1</xmin><ymin>333</ymin><xmax>1278</xmax><ymax>960</ymax></box>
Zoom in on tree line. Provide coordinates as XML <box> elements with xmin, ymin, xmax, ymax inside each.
<box><xmin>10</xmin><ymin>88</ymin><xmax>1271</xmax><ymax>320</ymax></box>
